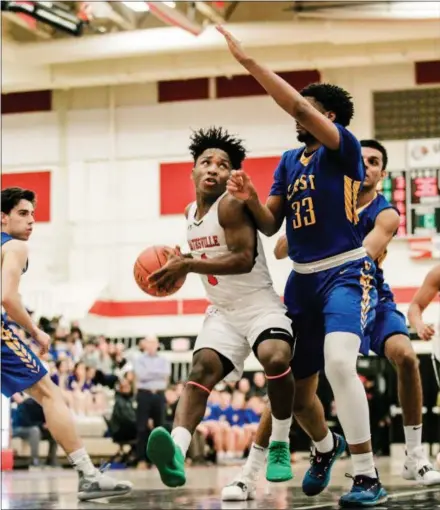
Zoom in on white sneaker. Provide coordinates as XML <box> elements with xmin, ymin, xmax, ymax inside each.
<box><xmin>78</xmin><ymin>466</ymin><xmax>133</xmax><ymax>501</ymax></box>
<box><xmin>221</xmin><ymin>469</ymin><xmax>259</xmax><ymax>501</ymax></box>
<box><xmin>402</xmin><ymin>448</ymin><xmax>440</xmax><ymax>486</ymax></box>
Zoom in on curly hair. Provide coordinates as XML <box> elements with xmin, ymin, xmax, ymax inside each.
<box><xmin>189</xmin><ymin>127</ymin><xmax>247</xmax><ymax>170</ymax></box>
<box><xmin>300</xmin><ymin>83</ymin><xmax>354</xmax><ymax>127</ymax></box>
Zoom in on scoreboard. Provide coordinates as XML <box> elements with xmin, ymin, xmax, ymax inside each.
<box><xmin>381</xmin><ymin>169</ymin><xmax>440</xmax><ymax>237</ymax></box>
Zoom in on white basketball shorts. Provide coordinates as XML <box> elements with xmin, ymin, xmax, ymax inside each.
<box><xmin>193</xmin><ymin>288</ymin><xmax>293</xmax><ymax>382</ymax></box>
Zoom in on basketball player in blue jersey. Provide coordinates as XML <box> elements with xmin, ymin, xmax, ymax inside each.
<box><xmin>217</xmin><ymin>26</ymin><xmax>386</xmax><ymax>507</ymax></box>
<box><xmin>1</xmin><ymin>187</ymin><xmax>132</xmax><ymax>501</ymax></box>
<box><xmin>226</xmin><ymin>141</ymin><xmax>440</xmax><ymax>499</ymax></box>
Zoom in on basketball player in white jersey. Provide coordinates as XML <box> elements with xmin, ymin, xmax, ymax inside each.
<box><xmin>146</xmin><ymin>127</ymin><xmax>295</xmax><ymax>489</ymax></box>
<box><xmin>408</xmin><ymin>264</ymin><xmax>440</xmax><ymax>468</ymax></box>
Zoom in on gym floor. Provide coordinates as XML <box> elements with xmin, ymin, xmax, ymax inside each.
<box><xmin>2</xmin><ymin>457</ymin><xmax>440</xmax><ymax>509</ymax></box>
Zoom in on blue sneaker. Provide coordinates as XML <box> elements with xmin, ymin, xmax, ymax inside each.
<box><xmin>339</xmin><ymin>471</ymin><xmax>388</xmax><ymax>508</ymax></box>
<box><xmin>302</xmin><ymin>433</ymin><xmax>346</xmax><ymax>496</ymax></box>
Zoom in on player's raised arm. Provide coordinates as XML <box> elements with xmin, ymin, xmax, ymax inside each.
<box><xmin>217</xmin><ymin>25</ymin><xmax>340</xmax><ymax>150</ymax></box>
<box><xmin>274</xmin><ymin>234</ymin><xmax>288</xmax><ymax>260</ymax></box>
<box><xmin>408</xmin><ymin>264</ymin><xmax>440</xmax><ymax>340</ymax></box>
<box><xmin>363</xmin><ymin>209</ymin><xmax>400</xmax><ymax>261</ymax></box>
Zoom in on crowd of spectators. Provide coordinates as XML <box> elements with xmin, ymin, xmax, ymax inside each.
<box><xmin>6</xmin><ymin>314</ymin><xmax>268</xmax><ymax>469</ymax></box>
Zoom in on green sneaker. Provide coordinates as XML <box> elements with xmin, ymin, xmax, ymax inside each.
<box><xmin>266</xmin><ymin>440</ymin><xmax>293</xmax><ymax>483</ymax></box>
<box><xmin>147</xmin><ymin>427</ymin><xmax>186</xmax><ymax>488</ymax></box>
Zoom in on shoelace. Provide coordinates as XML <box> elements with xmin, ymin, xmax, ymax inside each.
<box><xmin>344</xmin><ymin>473</ymin><xmax>379</xmax><ymax>493</ymax></box>
<box><xmin>308</xmin><ymin>446</ymin><xmax>334</xmax><ymax>479</ymax></box>
<box><xmin>269</xmin><ymin>443</ymin><xmax>290</xmax><ymax>465</ymax></box>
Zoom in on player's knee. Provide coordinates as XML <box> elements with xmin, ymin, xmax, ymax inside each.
<box><xmin>28</xmin><ymin>374</ymin><xmax>60</xmax><ymax>404</ymax></box>
<box><xmin>394</xmin><ymin>348</ymin><xmax>419</xmax><ymax>372</ymax></box>
<box><xmin>189</xmin><ymin>357</ymin><xmax>221</xmax><ymax>390</ymax></box>
<box><xmin>257</xmin><ymin>341</ymin><xmax>291</xmax><ymax>374</ymax></box>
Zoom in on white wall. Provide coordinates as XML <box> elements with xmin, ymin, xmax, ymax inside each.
<box><xmin>3</xmin><ymin>63</ymin><xmax>440</xmax><ymax>336</ymax></box>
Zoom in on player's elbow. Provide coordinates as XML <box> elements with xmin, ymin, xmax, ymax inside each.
<box><xmin>236</xmin><ymin>251</ymin><xmax>254</xmax><ymax>274</ymax></box>
<box><xmin>1</xmin><ymin>294</ymin><xmax>12</xmax><ymax>310</ymax></box>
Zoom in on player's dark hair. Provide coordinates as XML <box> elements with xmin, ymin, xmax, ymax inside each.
<box><xmin>300</xmin><ymin>83</ymin><xmax>354</xmax><ymax>127</ymax></box>
<box><xmin>1</xmin><ymin>187</ymin><xmax>36</xmax><ymax>214</ymax></box>
<box><xmin>189</xmin><ymin>127</ymin><xmax>247</xmax><ymax>170</ymax></box>
<box><xmin>360</xmin><ymin>139</ymin><xmax>388</xmax><ymax>170</ymax></box>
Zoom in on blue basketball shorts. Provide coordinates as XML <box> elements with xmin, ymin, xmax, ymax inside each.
<box><xmin>1</xmin><ymin>320</ymin><xmax>47</xmax><ymax>398</ymax></box>
<box><xmin>287</xmin><ymin>257</ymin><xmax>377</xmax><ymax>380</ymax></box>
<box><xmin>368</xmin><ymin>300</ymin><xmax>409</xmax><ymax>357</ymax></box>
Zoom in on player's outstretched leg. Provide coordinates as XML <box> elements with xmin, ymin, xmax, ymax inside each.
<box><xmin>27</xmin><ymin>375</ymin><xmax>132</xmax><ymax>501</ymax></box>
<box><xmin>256</xmin><ymin>339</ymin><xmax>294</xmax><ymax>483</ymax></box>
<box><xmin>147</xmin><ymin>349</ymin><xmax>225</xmax><ymax>488</ymax></box>
<box><xmin>324</xmin><ymin>333</ymin><xmax>387</xmax><ymax>507</ymax></box>
<box><xmin>385</xmin><ymin>335</ymin><xmax>440</xmax><ymax>485</ymax></box>
<box><xmin>293</xmin><ymin>374</ymin><xmax>347</xmax><ymax>496</ymax></box>
<box><xmin>222</xmin><ymin>404</ymin><xmax>271</xmax><ymax>501</ymax></box>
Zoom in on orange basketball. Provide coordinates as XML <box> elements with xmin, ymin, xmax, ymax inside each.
<box><xmin>133</xmin><ymin>245</ymin><xmax>186</xmax><ymax>297</ymax></box>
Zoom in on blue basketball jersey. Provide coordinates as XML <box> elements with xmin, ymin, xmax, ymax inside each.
<box><xmin>1</xmin><ymin>232</ymin><xmax>28</xmax><ymax>273</ymax></box>
<box><xmin>1</xmin><ymin>231</ymin><xmax>46</xmax><ymax>398</ymax></box>
<box><xmin>270</xmin><ymin>124</ymin><xmax>365</xmax><ymax>263</ymax></box>
<box><xmin>357</xmin><ymin>193</ymin><xmax>397</xmax><ymax>303</ymax></box>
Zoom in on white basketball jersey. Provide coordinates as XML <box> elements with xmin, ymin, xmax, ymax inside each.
<box><xmin>186</xmin><ymin>192</ymin><xmax>274</xmax><ymax>307</ymax></box>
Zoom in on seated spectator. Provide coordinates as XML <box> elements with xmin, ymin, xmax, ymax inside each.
<box><xmin>86</xmin><ymin>366</ymin><xmax>108</xmax><ymax>415</ymax></box>
<box><xmin>244</xmin><ymin>396</ymin><xmax>264</xmax><ymax>443</ymax></box>
<box><xmin>12</xmin><ymin>394</ymin><xmax>57</xmax><ymax>468</ymax></box>
<box><xmin>197</xmin><ymin>390</ymin><xmax>223</xmax><ymax>457</ymax></box>
<box><xmin>51</xmin><ymin>359</ymin><xmax>73</xmax><ymax>407</ymax></box>
<box><xmin>237</xmin><ymin>377</ymin><xmax>251</xmax><ymax>401</ymax></box>
<box><xmin>68</xmin><ymin>361</ymin><xmax>94</xmax><ymax>416</ymax></box>
<box><xmin>250</xmin><ymin>371</ymin><xmax>267</xmax><ymax>398</ymax></box>
<box><xmin>82</xmin><ymin>340</ymin><xmax>100</xmax><ymax>368</ymax></box>
<box><xmin>108</xmin><ymin>379</ymin><xmax>136</xmax><ymax>444</ymax></box>
<box><xmin>96</xmin><ymin>336</ymin><xmax>113</xmax><ymax>375</ymax></box>
<box><xmin>223</xmin><ymin>391</ymin><xmax>250</xmax><ymax>460</ymax></box>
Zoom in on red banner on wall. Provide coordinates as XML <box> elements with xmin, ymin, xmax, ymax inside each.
<box><xmin>160</xmin><ymin>156</ymin><xmax>281</xmax><ymax>215</ymax></box>
<box><xmin>1</xmin><ymin>171</ymin><xmax>51</xmax><ymax>222</ymax></box>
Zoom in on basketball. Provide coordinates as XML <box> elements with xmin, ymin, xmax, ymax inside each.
<box><xmin>133</xmin><ymin>245</ymin><xmax>186</xmax><ymax>297</ymax></box>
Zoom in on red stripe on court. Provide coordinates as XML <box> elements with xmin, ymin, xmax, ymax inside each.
<box><xmin>88</xmin><ymin>287</ymin><xmax>431</xmax><ymax>317</ymax></box>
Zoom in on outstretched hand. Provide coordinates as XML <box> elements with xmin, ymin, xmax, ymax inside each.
<box><xmin>216</xmin><ymin>25</ymin><xmax>250</xmax><ymax>65</ymax></box>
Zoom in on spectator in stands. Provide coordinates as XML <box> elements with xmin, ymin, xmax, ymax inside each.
<box><xmin>12</xmin><ymin>394</ymin><xmax>57</xmax><ymax>468</ymax></box>
<box><xmin>82</xmin><ymin>340</ymin><xmax>100</xmax><ymax>368</ymax></box>
<box><xmin>109</xmin><ymin>378</ymin><xmax>136</xmax><ymax>445</ymax></box>
<box><xmin>112</xmin><ymin>342</ymin><xmax>129</xmax><ymax>377</ymax></box>
<box><xmin>237</xmin><ymin>377</ymin><xmax>252</xmax><ymax>401</ymax></box>
<box><xmin>96</xmin><ymin>336</ymin><xmax>113</xmax><ymax>375</ymax></box>
<box><xmin>133</xmin><ymin>335</ymin><xmax>170</xmax><ymax>469</ymax></box>
<box><xmin>125</xmin><ymin>336</ymin><xmax>149</xmax><ymax>366</ymax></box>
<box><xmin>250</xmin><ymin>371</ymin><xmax>267</xmax><ymax>398</ymax></box>
<box><xmin>245</xmin><ymin>395</ymin><xmax>264</xmax><ymax>443</ymax></box>
<box><xmin>86</xmin><ymin>366</ymin><xmax>108</xmax><ymax>415</ymax></box>
<box><xmin>224</xmin><ymin>391</ymin><xmax>250</xmax><ymax>460</ymax></box>
<box><xmin>68</xmin><ymin>361</ymin><xmax>94</xmax><ymax>416</ymax></box>
<box><xmin>50</xmin><ymin>359</ymin><xmax>73</xmax><ymax>407</ymax></box>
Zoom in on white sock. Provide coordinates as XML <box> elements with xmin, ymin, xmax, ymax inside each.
<box><xmin>404</xmin><ymin>424</ymin><xmax>422</xmax><ymax>456</ymax></box>
<box><xmin>68</xmin><ymin>448</ymin><xmax>96</xmax><ymax>477</ymax></box>
<box><xmin>244</xmin><ymin>443</ymin><xmax>267</xmax><ymax>473</ymax></box>
<box><xmin>270</xmin><ymin>415</ymin><xmax>291</xmax><ymax>443</ymax></box>
<box><xmin>171</xmin><ymin>427</ymin><xmax>192</xmax><ymax>458</ymax></box>
<box><xmin>313</xmin><ymin>430</ymin><xmax>334</xmax><ymax>454</ymax></box>
<box><xmin>352</xmin><ymin>452</ymin><xmax>376</xmax><ymax>479</ymax></box>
